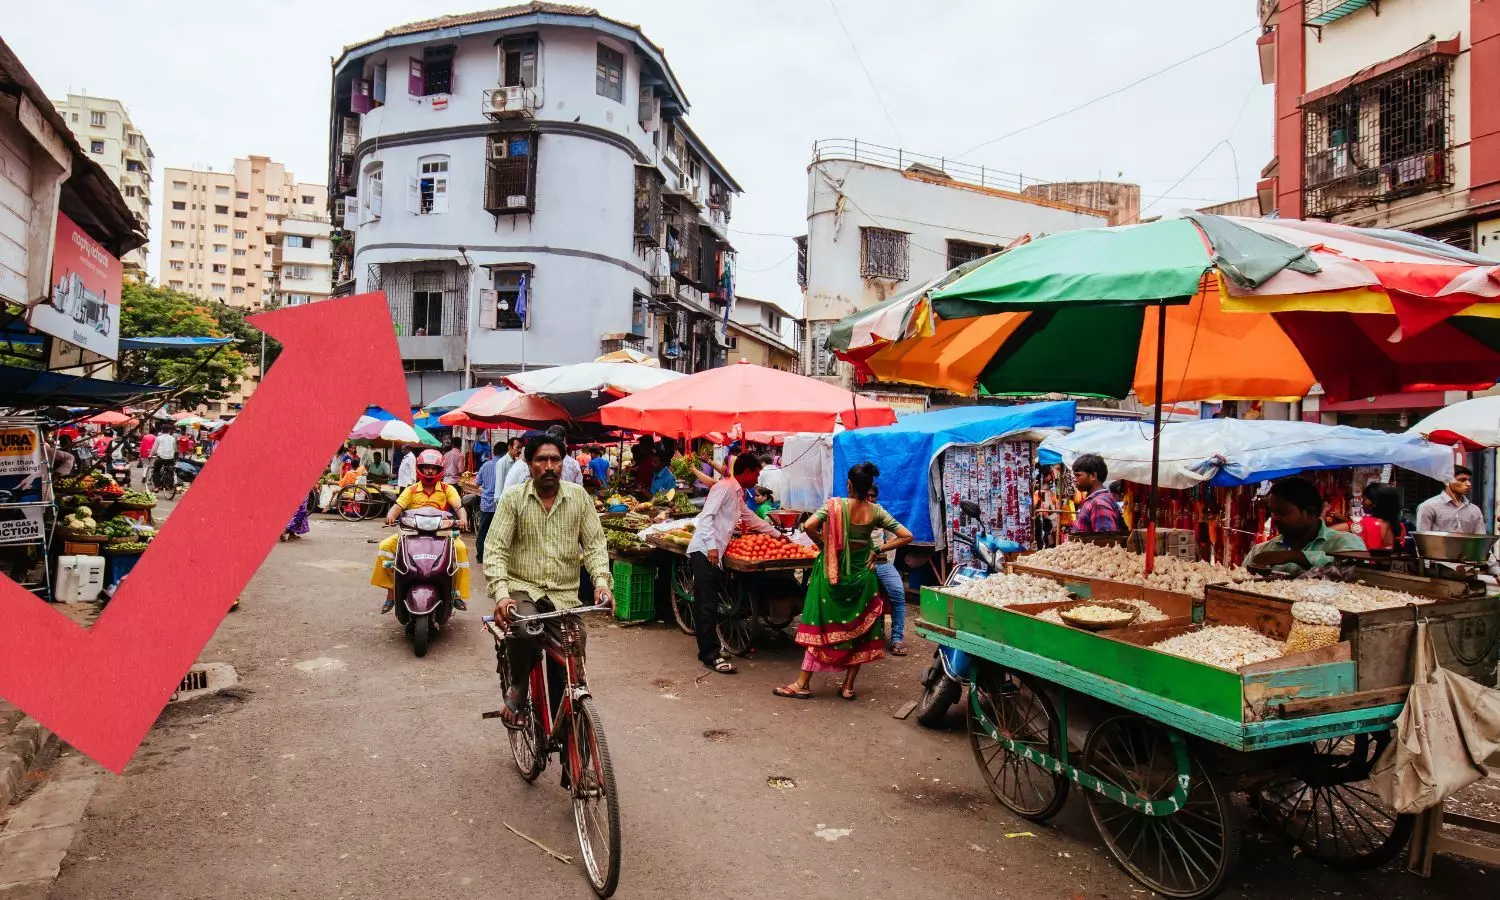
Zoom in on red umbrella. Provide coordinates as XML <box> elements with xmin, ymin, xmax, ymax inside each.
<box><xmin>599</xmin><ymin>361</ymin><xmax>897</xmax><ymax>436</ymax></box>
<box><xmin>82</xmin><ymin>411</ymin><xmax>134</xmax><ymax>426</ymax></box>
<box><xmin>437</xmin><ymin>386</ymin><xmax>577</xmax><ymax>429</ymax></box>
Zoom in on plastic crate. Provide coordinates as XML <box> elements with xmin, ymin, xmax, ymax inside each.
<box><xmin>105</xmin><ymin>551</ymin><xmax>143</xmax><ymax>590</ymax></box>
<box><xmin>611</xmin><ymin>559</ymin><xmax>657</xmax><ymax>621</ymax></box>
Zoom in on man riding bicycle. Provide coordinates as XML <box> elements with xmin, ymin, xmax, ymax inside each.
<box><xmin>150</xmin><ymin>424</ymin><xmax>177</xmax><ymax>489</ymax></box>
<box><xmin>484</xmin><ymin>433</ymin><xmax>613</xmax><ymax>728</ymax></box>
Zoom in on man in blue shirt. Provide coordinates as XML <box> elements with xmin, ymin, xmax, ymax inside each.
<box><xmin>475</xmin><ymin>453</ymin><xmax>500</xmax><ymax>562</ymax></box>
<box><xmin>587</xmin><ymin>445</ymin><xmax>611</xmax><ymax>493</ymax></box>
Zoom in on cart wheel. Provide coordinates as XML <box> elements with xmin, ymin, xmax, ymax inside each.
<box><xmin>670</xmin><ymin>559</ymin><xmax>695</xmax><ymax>635</ymax></box>
<box><xmin>967</xmin><ymin>665</ymin><xmax>1069</xmax><ymax>821</ymax></box>
<box><xmin>715</xmin><ymin>576</ymin><xmax>760</xmax><ymax>657</ymax></box>
<box><xmin>1252</xmin><ymin>732</ymin><xmax>1413</xmax><ymax>870</ymax></box>
<box><xmin>1083</xmin><ymin>716</ymin><xmax>1239</xmax><ymax>900</ymax></box>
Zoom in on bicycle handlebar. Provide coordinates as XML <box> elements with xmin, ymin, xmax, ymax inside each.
<box><xmin>484</xmin><ymin>604</ymin><xmax>612</xmax><ymax>640</ymax></box>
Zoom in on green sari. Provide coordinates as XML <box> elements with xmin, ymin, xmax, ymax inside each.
<box><xmin>795</xmin><ymin>499</ymin><xmax>899</xmax><ymax>671</ymax></box>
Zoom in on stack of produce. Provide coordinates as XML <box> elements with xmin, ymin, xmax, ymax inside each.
<box><xmin>61</xmin><ymin>505</ymin><xmax>98</xmax><ymax>536</ymax></box>
<box><xmin>945</xmin><ymin>573</ymin><xmax>1072</xmax><ymax>608</ymax></box>
<box><xmin>658</xmin><ymin>524</ymin><xmax>695</xmax><ymax>548</ymax></box>
<box><xmin>1285</xmin><ymin>601</ymin><xmax>1342</xmax><ymax>654</ymax></box>
<box><xmin>1238</xmin><ymin>578</ymin><xmax>1428</xmax><ymax>612</ymax></box>
<box><xmin>1037</xmin><ymin>598</ymin><xmax>1168</xmax><ymax>626</ymax></box>
<box><xmin>601</xmin><ymin>512</ymin><xmax>652</xmax><ymax>533</ymax></box>
<box><xmin>1150</xmin><ymin>626</ymin><xmax>1285</xmax><ymax>670</ymax></box>
<box><xmin>652</xmin><ymin>489</ymin><xmax>697</xmax><ymax>516</ymax></box>
<box><xmin>725</xmin><ymin>534</ymin><xmax>817</xmax><ymax>563</ymax></box>
<box><xmin>116</xmin><ymin>489</ymin><xmax>157</xmax><ymax>508</ymax></box>
<box><xmin>1022</xmin><ymin>543</ymin><xmax>1253</xmax><ymax>599</ymax></box>
<box><xmin>96</xmin><ymin>517</ymin><xmax>137</xmax><ymax>539</ymax></box>
<box><xmin>605</xmin><ymin>530</ymin><xmax>651</xmax><ymax>555</ymax></box>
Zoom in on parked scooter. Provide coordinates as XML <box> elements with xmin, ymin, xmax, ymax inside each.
<box><xmin>915</xmin><ymin>500</ymin><xmax>1022</xmax><ymax>728</ymax></box>
<box><xmin>385</xmin><ymin>511</ymin><xmax>458</xmax><ymax>657</ymax></box>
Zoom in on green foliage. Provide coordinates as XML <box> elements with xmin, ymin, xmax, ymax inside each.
<box><xmin>117</xmin><ymin>282</ymin><xmax>249</xmax><ymax>406</ymax></box>
<box><xmin>208</xmin><ymin>302</ymin><xmax>281</xmax><ymax>370</ymax></box>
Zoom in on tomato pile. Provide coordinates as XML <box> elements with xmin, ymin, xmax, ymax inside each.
<box><xmin>726</xmin><ymin>534</ymin><xmax>818</xmax><ymax>562</ymax></box>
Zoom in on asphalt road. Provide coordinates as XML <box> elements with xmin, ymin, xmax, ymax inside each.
<box><xmin>43</xmin><ymin>512</ymin><xmax>1496</xmax><ymax>899</ymax></box>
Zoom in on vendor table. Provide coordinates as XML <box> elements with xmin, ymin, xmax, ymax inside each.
<box><xmin>644</xmin><ymin>535</ymin><xmax>812</xmax><ymax>655</ymax></box>
<box><xmin>917</xmin><ymin>583</ymin><xmax>1417</xmax><ymax>900</ymax></box>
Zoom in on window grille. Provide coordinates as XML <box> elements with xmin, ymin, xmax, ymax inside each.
<box><xmin>860</xmin><ymin>228</ymin><xmax>909</xmax><ymax>280</ymax></box>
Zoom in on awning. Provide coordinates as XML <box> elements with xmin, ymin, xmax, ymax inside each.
<box><xmin>0</xmin><ymin>364</ymin><xmax>167</xmax><ymax>408</ymax></box>
<box><xmin>118</xmin><ymin>336</ymin><xmax>236</xmax><ymax>350</ymax></box>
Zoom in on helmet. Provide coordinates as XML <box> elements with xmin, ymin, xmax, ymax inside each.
<box><xmin>417</xmin><ymin>449</ymin><xmax>443</xmax><ymax>468</ymax></box>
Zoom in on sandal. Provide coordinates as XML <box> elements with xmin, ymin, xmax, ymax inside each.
<box><xmin>889</xmin><ymin>641</ymin><xmax>907</xmax><ymax>656</ymax></box>
<box><xmin>705</xmin><ymin>657</ymin><xmax>738</xmax><ymax>675</ymax></box>
<box><xmin>498</xmin><ymin>688</ymin><xmax>529</xmax><ymax>732</ymax></box>
<box><xmin>773</xmin><ymin>684</ymin><xmax>811</xmax><ymax>700</ymax></box>
<box><xmin>839</xmin><ymin>687</ymin><xmax>857</xmax><ymax>701</ymax></box>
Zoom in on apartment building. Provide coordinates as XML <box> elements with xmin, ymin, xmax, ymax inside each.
<box><xmin>157</xmin><ymin>156</ymin><xmax>332</xmax><ymax>310</ymax></box>
<box><xmin>796</xmin><ymin>139</ymin><xmax>1128</xmax><ymax>388</ymax></box>
<box><xmin>326</xmin><ymin>3</ymin><xmax>742</xmax><ymax>404</ymax></box>
<box><xmin>1257</xmin><ymin>0</ymin><xmax>1500</xmax><ymax>252</ymax></box>
<box><xmin>51</xmin><ymin>94</ymin><xmax>153</xmax><ymax>273</ymax></box>
<box><xmin>726</xmin><ymin>296</ymin><xmax>797</xmax><ymax>371</ymax></box>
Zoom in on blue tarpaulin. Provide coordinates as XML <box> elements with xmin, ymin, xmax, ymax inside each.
<box><xmin>118</xmin><ymin>336</ymin><xmax>236</xmax><ymax>350</ymax></box>
<box><xmin>833</xmin><ymin>401</ymin><xmax>1077</xmax><ymax>543</ymax></box>
<box><xmin>0</xmin><ymin>364</ymin><xmax>165</xmax><ymax>407</ymax></box>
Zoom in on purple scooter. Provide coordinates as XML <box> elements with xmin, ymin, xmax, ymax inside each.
<box><xmin>389</xmin><ymin>511</ymin><xmax>458</xmax><ymax>657</ymax></box>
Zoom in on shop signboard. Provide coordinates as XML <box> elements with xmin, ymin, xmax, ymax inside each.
<box><xmin>0</xmin><ymin>425</ymin><xmax>45</xmax><ymax>503</ymax></box>
<box><xmin>0</xmin><ymin>505</ymin><xmax>46</xmax><ymax>545</ymax></box>
<box><xmin>28</xmin><ymin>212</ymin><xmax>123</xmax><ymax>360</ymax></box>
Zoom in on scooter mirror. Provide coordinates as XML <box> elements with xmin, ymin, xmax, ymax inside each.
<box><xmin>959</xmin><ymin>500</ymin><xmax>983</xmax><ymax>521</ymax></box>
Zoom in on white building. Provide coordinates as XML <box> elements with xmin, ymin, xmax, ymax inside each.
<box><xmin>328</xmin><ymin>3</ymin><xmax>742</xmax><ymax>404</ymax></box>
<box><xmin>797</xmin><ymin>140</ymin><xmax>1134</xmax><ymax>386</ymax></box>
<box><xmin>51</xmin><ymin>94</ymin><xmax>152</xmax><ymax>273</ymax></box>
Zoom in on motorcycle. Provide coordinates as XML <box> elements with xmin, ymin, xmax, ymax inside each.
<box><xmin>108</xmin><ymin>446</ymin><xmax>132</xmax><ymax>487</ymax></box>
<box><xmin>174</xmin><ymin>456</ymin><xmax>205</xmax><ymax>486</ymax></box>
<box><xmin>386</xmin><ymin>511</ymin><xmax>458</xmax><ymax>657</ymax></box>
<box><xmin>915</xmin><ymin>499</ymin><xmax>1022</xmax><ymax>728</ymax></box>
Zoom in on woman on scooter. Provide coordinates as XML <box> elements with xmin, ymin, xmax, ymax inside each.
<box><xmin>370</xmin><ymin>449</ymin><xmax>471</xmax><ymax>614</ymax></box>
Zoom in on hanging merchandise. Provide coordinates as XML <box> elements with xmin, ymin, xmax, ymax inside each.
<box><xmin>941</xmin><ymin>440</ymin><xmax>1034</xmax><ymax>566</ymax></box>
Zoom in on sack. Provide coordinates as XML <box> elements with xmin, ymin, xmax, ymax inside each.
<box><xmin>1371</xmin><ymin>621</ymin><xmax>1500</xmax><ymax>813</ymax></box>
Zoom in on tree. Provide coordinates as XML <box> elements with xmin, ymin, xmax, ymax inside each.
<box><xmin>117</xmin><ymin>282</ymin><xmax>249</xmax><ymax>407</ymax></box>
<box><xmin>209</xmin><ymin>302</ymin><xmax>281</xmax><ymax>372</ymax></box>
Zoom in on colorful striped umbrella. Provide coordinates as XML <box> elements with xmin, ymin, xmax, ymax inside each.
<box><xmin>437</xmin><ymin>385</ymin><xmax>575</xmax><ymax>429</ymax></box>
<box><xmin>348</xmin><ymin>416</ymin><xmax>441</xmax><ymax>447</ymax></box>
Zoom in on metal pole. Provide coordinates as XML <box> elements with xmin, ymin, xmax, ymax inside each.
<box><xmin>259</xmin><ymin>331</ymin><xmax>266</xmax><ymax>375</ymax></box>
<box><xmin>1146</xmin><ymin>300</ymin><xmax>1167</xmax><ymax>576</ymax></box>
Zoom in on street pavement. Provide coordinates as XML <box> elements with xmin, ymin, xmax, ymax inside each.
<box><xmin>9</xmin><ymin>510</ymin><xmax>1496</xmax><ymax>898</ymax></box>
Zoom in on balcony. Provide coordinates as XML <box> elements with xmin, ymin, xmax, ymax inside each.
<box><xmin>600</xmin><ymin>333</ymin><xmax>646</xmax><ymax>356</ymax></box>
<box><xmin>1304</xmin><ymin>0</ymin><xmax>1377</xmax><ymax>27</ymax></box>
<box><xmin>481</xmin><ymin>86</ymin><xmax>537</xmax><ymax>120</ymax></box>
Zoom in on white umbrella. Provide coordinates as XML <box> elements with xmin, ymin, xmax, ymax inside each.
<box><xmin>504</xmin><ymin>362</ymin><xmax>684</xmax><ymax>418</ymax></box>
<box><xmin>1407</xmin><ymin>395</ymin><xmax>1500</xmax><ymax>450</ymax></box>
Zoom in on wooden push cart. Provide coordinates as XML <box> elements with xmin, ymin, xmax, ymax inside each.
<box><xmin>915</xmin><ymin>582</ymin><xmax>1455</xmax><ymax>899</ymax></box>
<box><xmin>645</xmin><ymin>535</ymin><xmax>812</xmax><ymax>655</ymax></box>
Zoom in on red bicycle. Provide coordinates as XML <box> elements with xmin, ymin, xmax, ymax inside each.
<box><xmin>485</xmin><ymin>604</ymin><xmax>620</xmax><ymax>897</ymax></box>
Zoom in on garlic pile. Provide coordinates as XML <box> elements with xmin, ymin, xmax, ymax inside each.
<box><xmin>1022</xmin><ymin>543</ymin><xmax>1252</xmax><ymax>599</ymax></box>
<box><xmin>1243</xmin><ymin>578</ymin><xmax>1430</xmax><ymax>613</ymax></box>
<box><xmin>1151</xmin><ymin>626</ymin><xmax>1285</xmax><ymax>670</ymax></box>
<box><xmin>1061</xmin><ymin>604</ymin><xmax>1135</xmax><ymax>624</ymax></box>
<box><xmin>1037</xmin><ymin>598</ymin><xmax>1169</xmax><ymax>626</ymax></box>
<box><xmin>1290</xmin><ymin>600</ymin><xmax>1342</xmax><ymax>627</ymax></box>
<box><xmin>945</xmin><ymin>573</ymin><xmax>1073</xmax><ymax>608</ymax></box>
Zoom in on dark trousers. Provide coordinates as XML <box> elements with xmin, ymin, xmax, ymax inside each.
<box><xmin>476</xmin><ymin>510</ymin><xmax>494</xmax><ymax>562</ymax></box>
<box><xmin>689</xmin><ymin>551</ymin><xmax>723</xmax><ymax>665</ymax></box>
<box><xmin>500</xmin><ymin>593</ymin><xmax>581</xmax><ymax>699</ymax></box>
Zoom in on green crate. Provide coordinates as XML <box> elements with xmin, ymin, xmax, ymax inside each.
<box><xmin>612</xmin><ymin>559</ymin><xmax>657</xmax><ymax>621</ymax></box>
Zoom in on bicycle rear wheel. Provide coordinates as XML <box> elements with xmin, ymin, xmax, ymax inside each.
<box><xmin>572</xmin><ymin>696</ymin><xmax>621</xmax><ymax>898</ymax></box>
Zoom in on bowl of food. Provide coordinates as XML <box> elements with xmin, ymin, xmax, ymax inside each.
<box><xmin>1059</xmin><ymin>601</ymin><xmax>1140</xmax><ymax>632</ymax></box>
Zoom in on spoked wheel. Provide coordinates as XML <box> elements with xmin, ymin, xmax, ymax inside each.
<box><xmin>1252</xmin><ymin>732</ymin><xmax>1413</xmax><ymax>870</ymax></box>
<box><xmin>670</xmin><ymin>559</ymin><xmax>695</xmax><ymax>635</ymax></box>
<box><xmin>1084</xmin><ymin>716</ymin><xmax>1239</xmax><ymax>900</ymax></box>
<box><xmin>571</xmin><ymin>696</ymin><xmax>621</xmax><ymax>898</ymax></box>
<box><xmin>967</xmin><ymin>665</ymin><xmax>1069</xmax><ymax>820</ymax></box>
<box><xmin>496</xmin><ymin>641</ymin><xmax>545</xmax><ymax>782</ymax></box>
<box><xmin>715</xmin><ymin>579</ymin><xmax>760</xmax><ymax>657</ymax></box>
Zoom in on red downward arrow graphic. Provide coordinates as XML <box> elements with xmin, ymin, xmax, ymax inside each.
<box><xmin>0</xmin><ymin>293</ymin><xmax>410</xmax><ymax>773</ymax></box>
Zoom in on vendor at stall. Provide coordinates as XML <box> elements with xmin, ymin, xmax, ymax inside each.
<box><xmin>1069</xmin><ymin>454</ymin><xmax>1125</xmax><ymax>535</ymax></box>
<box><xmin>1243</xmin><ymin>477</ymin><xmax>1365</xmax><ymax>576</ymax></box>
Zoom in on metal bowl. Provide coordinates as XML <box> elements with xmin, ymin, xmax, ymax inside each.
<box><xmin>1412</xmin><ymin>531</ymin><xmax>1500</xmax><ymax>563</ymax></box>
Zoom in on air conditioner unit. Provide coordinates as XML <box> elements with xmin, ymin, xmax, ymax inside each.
<box><xmin>489</xmin><ymin>86</ymin><xmax>523</xmax><ymax>114</ymax></box>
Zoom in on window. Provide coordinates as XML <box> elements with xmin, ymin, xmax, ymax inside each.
<box><xmin>171</xmin><ymin>221</ymin><xmax>186</xmax><ymax>231</ymax></box>
<box><xmin>172</xmin><ymin>201</ymin><xmax>186</xmax><ymax>211</ymax></box>
<box><xmin>301</xmin><ymin>195</ymin><xmax>315</xmax><ymax>205</ymax></box>
<box><xmin>169</xmin><ymin>261</ymin><xmax>184</xmax><ymax>271</ymax></box>
<box><xmin>596</xmin><ymin>44</ymin><xmax>624</xmax><ymax>102</ymax></box>
<box><xmin>170</xmin><ymin>240</ymin><xmax>185</xmax><ymax>249</ymax></box>
<box><xmin>235</xmin><ymin>191</ymin><xmax>248</xmax><ymax>200</ymax></box>
<box><xmin>266</xmin><ymin>194</ymin><xmax>279</xmax><ymax>202</ymax></box>
<box><xmin>408</xmin><ymin>45</ymin><xmax>455</xmax><ymax>96</ymax></box>
<box><xmin>234</xmin><ymin>248</ymin><xmax>247</xmax><ymax>256</ymax></box>
<box><xmin>168</xmin><ymin>280</ymin><xmax>183</xmax><ymax>289</ymax></box>
<box><xmin>362</xmin><ymin>164</ymin><xmax>384</xmax><ymax>222</ymax></box>
<box><xmin>373</xmin><ymin>61</ymin><xmax>387</xmax><ymax>106</ymax></box>
<box><xmin>287</xmin><ymin>293</ymin><xmax>313</xmax><ymax>306</ymax></box>
<box><xmin>212</xmin><ymin>264</ymin><xmax>227</xmax><ymax>274</ymax></box>
<box><xmin>234</xmin><ymin>229</ymin><xmax>247</xmax><ymax>239</ymax></box>
<box><xmin>212</xmin><ymin>284</ymin><xmax>226</xmax><ymax>294</ymax></box>
<box><xmin>173</xmin><ymin>181</ymin><xmax>187</xmax><ymax>191</ymax></box>
<box><xmin>216</xmin><ymin>185</ymin><xmax>230</xmax><ymax>195</ymax></box>
<box><xmin>412</xmin><ymin>290</ymin><xmax>445</xmax><ymax>335</ymax></box>
<box><xmin>501</xmin><ymin>35</ymin><xmax>538</xmax><ymax>87</ymax></box>
<box><xmin>860</xmin><ymin>227</ymin><xmax>910</xmax><ymax>280</ymax></box>
<box><xmin>285</xmin><ymin>235</ymin><xmax>314</xmax><ymax>249</ymax></box>
<box><xmin>90</xmin><ymin>140</ymin><xmax>104</xmax><ymax>154</ymax></box>
<box><xmin>234</xmin><ymin>211</ymin><xmax>248</xmax><ymax>219</ymax></box>
<box><xmin>232</xmin><ymin>268</ymin><xmax>246</xmax><ymax>276</ymax></box>
<box><xmin>795</xmin><ymin>235</ymin><xmax>808</xmax><ymax>287</ymax></box>
<box><xmin>90</xmin><ymin>111</ymin><xmax>106</xmax><ymax>127</ymax></box>
<box><xmin>286</xmin><ymin>266</ymin><xmax>312</xmax><ymax>280</ymax></box>
<box><xmin>215</xmin><ymin>205</ymin><xmax>229</xmax><ymax>214</ymax></box>
<box><xmin>482</xmin><ymin>267</ymin><xmax>531</xmax><ymax>329</ymax></box>
<box><xmin>414</xmin><ymin>156</ymin><xmax>449</xmax><ymax>214</ymax></box>
<box><xmin>213</xmin><ymin>244</ymin><xmax>227</xmax><ymax>253</ymax></box>
<box><xmin>946</xmin><ymin>239</ymin><xmax>999</xmax><ymax>271</ymax></box>
<box><xmin>215</xmin><ymin>224</ymin><xmax>229</xmax><ymax>234</ymax></box>
<box><xmin>71</xmin><ymin>113</ymin><xmax>78</xmax><ymax>123</ymax></box>
<box><xmin>232</xmin><ymin>287</ymin><xmax>246</xmax><ymax>296</ymax></box>
<box><xmin>484</xmin><ymin>134</ymin><xmax>536</xmax><ymax>213</ymax></box>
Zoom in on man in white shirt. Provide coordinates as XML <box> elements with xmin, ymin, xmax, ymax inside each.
<box><xmin>151</xmin><ymin>426</ymin><xmax>177</xmax><ymax>487</ymax></box>
<box><xmin>397</xmin><ymin>450</ymin><xmax>417</xmax><ymax>489</ymax></box>
<box><xmin>504</xmin><ymin>428</ymin><xmax>583</xmax><ymax>492</ymax></box>
<box><xmin>493</xmin><ymin>437</ymin><xmax>523</xmax><ymax>489</ymax></box>
<box><xmin>1416</xmin><ymin>465</ymin><xmax>1485</xmax><ymax>534</ymax></box>
<box><xmin>686</xmin><ymin>454</ymin><xmax>782</xmax><ymax>674</ymax></box>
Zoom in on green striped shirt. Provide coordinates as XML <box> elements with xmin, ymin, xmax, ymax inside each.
<box><xmin>484</xmin><ymin>480</ymin><xmax>611</xmax><ymax>607</ymax></box>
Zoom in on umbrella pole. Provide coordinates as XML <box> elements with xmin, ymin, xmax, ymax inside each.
<box><xmin>1146</xmin><ymin>301</ymin><xmax>1167</xmax><ymax>577</ymax></box>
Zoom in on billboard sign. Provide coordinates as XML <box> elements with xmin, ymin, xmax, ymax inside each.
<box><xmin>0</xmin><ymin>506</ymin><xmax>46</xmax><ymax>545</ymax></box>
<box><xmin>28</xmin><ymin>212</ymin><xmax>123</xmax><ymax>360</ymax></box>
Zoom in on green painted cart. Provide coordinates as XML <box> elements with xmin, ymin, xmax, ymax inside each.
<box><xmin>917</xmin><ymin>586</ymin><xmax>1414</xmax><ymax>900</ymax></box>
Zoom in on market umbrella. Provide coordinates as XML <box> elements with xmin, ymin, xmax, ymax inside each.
<box><xmin>504</xmin><ymin>361</ymin><xmax>684</xmax><ymax>418</ymax></box>
<box><xmin>594</xmin><ymin>348</ymin><xmax>658</xmax><ymax>365</ymax></box>
<box><xmin>598</xmin><ymin>360</ymin><xmax>898</xmax><ymax>437</ymax></box>
<box><xmin>1406</xmin><ymin>395</ymin><xmax>1500</xmax><ymax>450</ymax></box>
<box><xmin>1040</xmin><ymin>419</ymin><xmax>1455</xmax><ymax>489</ymax></box>
<box><xmin>348</xmin><ymin>416</ymin><xmax>441</xmax><ymax>447</ymax></box>
<box><xmin>423</xmin><ymin>387</ymin><xmax>482</xmax><ymax>414</ymax></box>
<box><xmin>437</xmin><ymin>386</ymin><xmax>577</xmax><ymax>429</ymax></box>
<box><xmin>82</xmin><ymin>410</ymin><xmax>134</xmax><ymax>426</ymax></box>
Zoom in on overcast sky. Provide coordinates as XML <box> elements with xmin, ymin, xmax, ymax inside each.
<box><xmin>9</xmin><ymin>0</ymin><xmax>1270</xmax><ymax>311</ymax></box>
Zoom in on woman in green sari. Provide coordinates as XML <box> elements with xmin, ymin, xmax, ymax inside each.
<box><xmin>775</xmin><ymin>463</ymin><xmax>913</xmax><ymax>701</ymax></box>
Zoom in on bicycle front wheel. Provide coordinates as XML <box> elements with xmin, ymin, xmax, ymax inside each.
<box><xmin>572</xmin><ymin>696</ymin><xmax>621</xmax><ymax>898</ymax></box>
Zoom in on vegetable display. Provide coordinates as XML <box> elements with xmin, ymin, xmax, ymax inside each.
<box><xmin>107</xmin><ymin>541</ymin><xmax>151</xmax><ymax>553</ymax></box>
<box><xmin>1238</xmin><ymin>578</ymin><xmax>1428</xmax><ymax>612</ymax></box>
<box><xmin>725</xmin><ymin>534</ymin><xmax>817</xmax><ymax>563</ymax></box>
<box><xmin>1022</xmin><ymin>543</ymin><xmax>1252</xmax><ymax>599</ymax></box>
<box><xmin>1038</xmin><ymin>599</ymin><xmax>1169</xmax><ymax>626</ymax></box>
<box><xmin>1150</xmin><ymin>626</ymin><xmax>1285</xmax><ymax>670</ymax></box>
<box><xmin>944</xmin><ymin>573</ymin><xmax>1071</xmax><ymax>607</ymax></box>
<box><xmin>117</xmin><ymin>490</ymin><xmax>157</xmax><ymax>507</ymax></box>
<box><xmin>62</xmin><ymin>505</ymin><xmax>97</xmax><ymax>534</ymax></box>
<box><xmin>97</xmin><ymin>517</ymin><xmax>137</xmax><ymax>538</ymax></box>
<box><xmin>605</xmin><ymin>530</ymin><xmax>650</xmax><ymax>555</ymax></box>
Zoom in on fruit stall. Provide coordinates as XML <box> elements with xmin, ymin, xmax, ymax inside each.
<box><xmin>54</xmin><ymin>473</ymin><xmax>158</xmax><ymax>597</ymax></box>
<box><xmin>917</xmin><ymin>556</ymin><xmax>1499</xmax><ymax>899</ymax></box>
